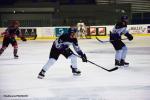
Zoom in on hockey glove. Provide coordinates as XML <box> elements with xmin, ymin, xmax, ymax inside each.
<box><xmin>77</xmin><ymin>50</ymin><xmax>87</xmax><ymax>62</ymax></box>
<box><xmin>21</xmin><ymin>37</ymin><xmax>27</xmax><ymax>41</ymax></box>
<box><xmin>81</xmin><ymin>54</ymin><xmax>87</xmax><ymax>62</ymax></box>
<box><xmin>125</xmin><ymin>33</ymin><xmax>133</xmax><ymax>41</ymax></box>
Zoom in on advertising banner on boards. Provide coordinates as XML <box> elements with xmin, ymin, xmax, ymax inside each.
<box><xmin>55</xmin><ymin>28</ymin><xmax>69</xmax><ymax>37</ymax></box>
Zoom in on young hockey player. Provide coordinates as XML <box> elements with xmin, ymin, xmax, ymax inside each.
<box><xmin>38</xmin><ymin>27</ymin><xmax>87</xmax><ymax>79</ymax></box>
<box><xmin>77</xmin><ymin>20</ymin><xmax>87</xmax><ymax>39</ymax></box>
<box><xmin>0</xmin><ymin>20</ymin><xmax>26</xmax><ymax>58</ymax></box>
<box><xmin>110</xmin><ymin>15</ymin><xmax>133</xmax><ymax>67</ymax></box>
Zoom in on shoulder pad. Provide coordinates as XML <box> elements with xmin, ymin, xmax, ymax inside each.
<box><xmin>115</xmin><ymin>21</ymin><xmax>127</xmax><ymax>29</ymax></box>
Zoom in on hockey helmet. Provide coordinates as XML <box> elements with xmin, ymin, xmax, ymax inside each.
<box><xmin>10</xmin><ymin>20</ymin><xmax>20</xmax><ymax>27</ymax></box>
<box><xmin>121</xmin><ymin>15</ymin><xmax>128</xmax><ymax>21</ymax></box>
<box><xmin>68</xmin><ymin>27</ymin><xmax>77</xmax><ymax>34</ymax></box>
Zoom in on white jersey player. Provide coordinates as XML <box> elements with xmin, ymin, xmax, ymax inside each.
<box><xmin>38</xmin><ymin>27</ymin><xmax>87</xmax><ymax>79</ymax></box>
<box><xmin>110</xmin><ymin>15</ymin><xmax>133</xmax><ymax>67</ymax></box>
<box><xmin>77</xmin><ymin>20</ymin><xmax>87</xmax><ymax>38</ymax></box>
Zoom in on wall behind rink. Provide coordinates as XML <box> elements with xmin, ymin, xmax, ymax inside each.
<box><xmin>0</xmin><ymin>24</ymin><xmax>150</xmax><ymax>40</ymax></box>
<box><xmin>91</xmin><ymin>24</ymin><xmax>150</xmax><ymax>36</ymax></box>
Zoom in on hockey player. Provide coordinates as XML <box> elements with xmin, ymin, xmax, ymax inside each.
<box><xmin>77</xmin><ymin>20</ymin><xmax>87</xmax><ymax>38</ymax></box>
<box><xmin>0</xmin><ymin>20</ymin><xmax>26</xmax><ymax>58</ymax></box>
<box><xmin>110</xmin><ymin>15</ymin><xmax>133</xmax><ymax>67</ymax></box>
<box><xmin>38</xmin><ymin>27</ymin><xmax>87</xmax><ymax>79</ymax></box>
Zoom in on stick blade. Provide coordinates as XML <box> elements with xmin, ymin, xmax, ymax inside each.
<box><xmin>96</xmin><ymin>37</ymin><xmax>109</xmax><ymax>43</ymax></box>
<box><xmin>108</xmin><ymin>67</ymin><xmax>118</xmax><ymax>72</ymax></box>
<box><xmin>96</xmin><ymin>37</ymin><xmax>103</xmax><ymax>43</ymax></box>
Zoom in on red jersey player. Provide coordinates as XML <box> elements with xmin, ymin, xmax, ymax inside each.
<box><xmin>0</xmin><ymin>20</ymin><xmax>26</xmax><ymax>59</ymax></box>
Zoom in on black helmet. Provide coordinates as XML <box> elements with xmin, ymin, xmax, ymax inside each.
<box><xmin>68</xmin><ymin>27</ymin><xmax>77</xmax><ymax>34</ymax></box>
<box><xmin>121</xmin><ymin>15</ymin><xmax>128</xmax><ymax>21</ymax></box>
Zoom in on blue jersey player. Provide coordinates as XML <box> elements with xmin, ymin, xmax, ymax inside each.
<box><xmin>110</xmin><ymin>15</ymin><xmax>133</xmax><ymax>67</ymax></box>
<box><xmin>38</xmin><ymin>27</ymin><xmax>87</xmax><ymax>79</ymax></box>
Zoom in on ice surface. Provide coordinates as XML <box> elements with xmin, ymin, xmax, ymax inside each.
<box><xmin>0</xmin><ymin>37</ymin><xmax>150</xmax><ymax>100</ymax></box>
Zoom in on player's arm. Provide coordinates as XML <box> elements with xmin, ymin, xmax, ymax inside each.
<box><xmin>16</xmin><ymin>28</ymin><xmax>27</xmax><ymax>41</ymax></box>
<box><xmin>1</xmin><ymin>29</ymin><xmax>9</xmax><ymax>37</ymax></box>
<box><xmin>1</xmin><ymin>32</ymin><xmax>6</xmax><ymax>36</ymax></box>
<box><xmin>124</xmin><ymin>32</ymin><xmax>133</xmax><ymax>41</ymax></box>
<box><xmin>73</xmin><ymin>39</ymin><xmax>87</xmax><ymax>62</ymax></box>
<box><xmin>123</xmin><ymin>29</ymin><xmax>133</xmax><ymax>41</ymax></box>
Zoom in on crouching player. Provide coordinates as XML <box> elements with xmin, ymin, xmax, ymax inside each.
<box><xmin>110</xmin><ymin>15</ymin><xmax>133</xmax><ymax>67</ymax></box>
<box><xmin>38</xmin><ymin>27</ymin><xmax>87</xmax><ymax>79</ymax></box>
<box><xmin>0</xmin><ymin>21</ymin><xmax>26</xmax><ymax>58</ymax></box>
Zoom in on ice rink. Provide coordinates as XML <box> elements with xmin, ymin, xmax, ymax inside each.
<box><xmin>0</xmin><ymin>36</ymin><xmax>150</xmax><ymax>100</ymax></box>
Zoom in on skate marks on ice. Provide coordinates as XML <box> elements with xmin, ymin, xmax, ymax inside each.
<box><xmin>1</xmin><ymin>74</ymin><xmax>149</xmax><ymax>100</ymax></box>
<box><xmin>43</xmin><ymin>86</ymin><xmax>150</xmax><ymax>100</ymax></box>
<box><xmin>87</xmin><ymin>47</ymin><xmax>150</xmax><ymax>55</ymax></box>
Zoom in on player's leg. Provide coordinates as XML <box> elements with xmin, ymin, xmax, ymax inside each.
<box><xmin>38</xmin><ymin>44</ymin><xmax>59</xmax><ymax>79</ymax></box>
<box><xmin>0</xmin><ymin>37</ymin><xmax>9</xmax><ymax>55</ymax></box>
<box><xmin>120</xmin><ymin>46</ymin><xmax>129</xmax><ymax>66</ymax></box>
<box><xmin>115</xmin><ymin>50</ymin><xmax>123</xmax><ymax>66</ymax></box>
<box><xmin>38</xmin><ymin>58</ymin><xmax>57</xmax><ymax>79</ymax></box>
<box><xmin>111</xmin><ymin>40</ymin><xmax>125</xmax><ymax>66</ymax></box>
<box><xmin>63</xmin><ymin>48</ymin><xmax>81</xmax><ymax>75</ymax></box>
<box><xmin>77</xmin><ymin>27</ymin><xmax>80</xmax><ymax>37</ymax></box>
<box><xmin>0</xmin><ymin>46</ymin><xmax>7</xmax><ymax>55</ymax></box>
<box><xmin>11</xmin><ymin>38</ymin><xmax>18</xmax><ymax>58</ymax></box>
<box><xmin>13</xmin><ymin>46</ymin><xmax>18</xmax><ymax>58</ymax></box>
<box><xmin>69</xmin><ymin>54</ymin><xmax>81</xmax><ymax>75</ymax></box>
<box><xmin>81</xmin><ymin>28</ymin><xmax>85</xmax><ymax>39</ymax></box>
<box><xmin>82</xmin><ymin>28</ymin><xmax>87</xmax><ymax>39</ymax></box>
<box><xmin>79</xmin><ymin>28</ymin><xmax>83</xmax><ymax>39</ymax></box>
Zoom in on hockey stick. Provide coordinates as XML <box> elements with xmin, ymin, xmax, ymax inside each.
<box><xmin>96</xmin><ymin>37</ymin><xmax>128</xmax><ymax>43</ymax></box>
<box><xmin>74</xmin><ymin>54</ymin><xmax>118</xmax><ymax>72</ymax></box>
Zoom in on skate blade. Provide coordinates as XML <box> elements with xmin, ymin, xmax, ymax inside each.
<box><xmin>73</xmin><ymin>73</ymin><xmax>81</xmax><ymax>76</ymax></box>
<box><xmin>37</xmin><ymin>75</ymin><xmax>44</xmax><ymax>79</ymax></box>
<box><xmin>115</xmin><ymin>65</ymin><xmax>121</xmax><ymax>67</ymax></box>
<box><xmin>14</xmin><ymin>57</ymin><xmax>18</xmax><ymax>59</ymax></box>
<box><xmin>124</xmin><ymin>64</ymin><xmax>129</xmax><ymax>67</ymax></box>
<box><xmin>115</xmin><ymin>65</ymin><xmax>123</xmax><ymax>69</ymax></box>
<box><xmin>117</xmin><ymin>65</ymin><xmax>129</xmax><ymax>69</ymax></box>
<box><xmin>120</xmin><ymin>64</ymin><xmax>129</xmax><ymax>68</ymax></box>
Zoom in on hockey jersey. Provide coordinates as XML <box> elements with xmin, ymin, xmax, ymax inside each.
<box><xmin>110</xmin><ymin>21</ymin><xmax>132</xmax><ymax>40</ymax></box>
<box><xmin>54</xmin><ymin>34</ymin><xmax>83</xmax><ymax>55</ymax></box>
<box><xmin>2</xmin><ymin>26</ymin><xmax>21</xmax><ymax>38</ymax></box>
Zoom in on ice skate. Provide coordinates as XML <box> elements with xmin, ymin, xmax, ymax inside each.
<box><xmin>120</xmin><ymin>59</ymin><xmax>129</xmax><ymax>67</ymax></box>
<box><xmin>115</xmin><ymin>59</ymin><xmax>121</xmax><ymax>67</ymax></box>
<box><xmin>0</xmin><ymin>48</ymin><xmax>4</xmax><ymax>56</ymax></box>
<box><xmin>70</xmin><ymin>66</ymin><xmax>81</xmax><ymax>76</ymax></box>
<box><xmin>14</xmin><ymin>54</ymin><xmax>19</xmax><ymax>59</ymax></box>
<box><xmin>38</xmin><ymin>69</ymin><xmax>45</xmax><ymax>79</ymax></box>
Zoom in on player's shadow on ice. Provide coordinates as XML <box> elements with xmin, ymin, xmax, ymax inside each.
<box><xmin>46</xmin><ymin>75</ymin><xmax>83</xmax><ymax>82</ymax></box>
<box><xmin>0</xmin><ymin>58</ymin><xmax>15</xmax><ymax>61</ymax></box>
